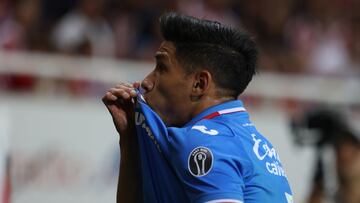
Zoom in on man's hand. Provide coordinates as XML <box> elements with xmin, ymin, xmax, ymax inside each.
<box><xmin>102</xmin><ymin>82</ymin><xmax>140</xmax><ymax>134</ymax></box>
<box><xmin>102</xmin><ymin>82</ymin><xmax>143</xmax><ymax>203</ymax></box>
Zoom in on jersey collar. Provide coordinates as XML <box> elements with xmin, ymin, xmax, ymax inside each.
<box><xmin>184</xmin><ymin>100</ymin><xmax>247</xmax><ymax>127</ymax></box>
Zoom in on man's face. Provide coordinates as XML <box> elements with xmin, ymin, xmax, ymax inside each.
<box><xmin>141</xmin><ymin>41</ymin><xmax>194</xmax><ymax>126</ymax></box>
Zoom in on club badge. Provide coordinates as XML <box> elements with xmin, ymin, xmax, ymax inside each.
<box><xmin>188</xmin><ymin>147</ymin><xmax>213</xmax><ymax>177</ymax></box>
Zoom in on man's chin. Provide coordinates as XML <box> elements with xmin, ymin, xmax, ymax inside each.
<box><xmin>145</xmin><ymin>102</ymin><xmax>170</xmax><ymax>125</ymax></box>
<box><xmin>143</xmin><ymin>96</ymin><xmax>153</xmax><ymax>109</ymax></box>
<box><xmin>144</xmin><ymin>98</ymin><xmax>159</xmax><ymax>116</ymax></box>
<box><xmin>141</xmin><ymin>96</ymin><xmax>174</xmax><ymax>126</ymax></box>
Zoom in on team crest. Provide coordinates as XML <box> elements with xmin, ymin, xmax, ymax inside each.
<box><xmin>188</xmin><ymin>147</ymin><xmax>213</xmax><ymax>177</ymax></box>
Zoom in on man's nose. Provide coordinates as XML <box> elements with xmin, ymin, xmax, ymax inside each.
<box><xmin>141</xmin><ymin>78</ymin><xmax>154</xmax><ymax>93</ymax></box>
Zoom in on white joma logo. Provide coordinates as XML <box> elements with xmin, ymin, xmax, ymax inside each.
<box><xmin>192</xmin><ymin>125</ymin><xmax>219</xmax><ymax>135</ymax></box>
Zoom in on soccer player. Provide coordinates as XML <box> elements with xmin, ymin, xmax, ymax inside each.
<box><xmin>103</xmin><ymin>12</ymin><xmax>293</xmax><ymax>203</ymax></box>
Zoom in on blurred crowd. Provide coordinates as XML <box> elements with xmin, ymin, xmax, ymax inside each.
<box><xmin>0</xmin><ymin>0</ymin><xmax>359</xmax><ymax>75</ymax></box>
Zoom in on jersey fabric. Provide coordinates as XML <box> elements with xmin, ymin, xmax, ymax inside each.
<box><xmin>134</xmin><ymin>93</ymin><xmax>293</xmax><ymax>203</ymax></box>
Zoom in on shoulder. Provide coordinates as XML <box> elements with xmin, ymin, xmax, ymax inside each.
<box><xmin>167</xmin><ymin>117</ymin><xmax>253</xmax><ymax>159</ymax></box>
<box><xmin>168</xmin><ymin>117</ymin><xmax>252</xmax><ymax>151</ymax></box>
<box><xmin>187</xmin><ymin>118</ymin><xmax>236</xmax><ymax>138</ymax></box>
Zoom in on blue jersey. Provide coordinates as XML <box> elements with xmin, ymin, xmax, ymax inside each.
<box><xmin>134</xmin><ymin>94</ymin><xmax>293</xmax><ymax>203</ymax></box>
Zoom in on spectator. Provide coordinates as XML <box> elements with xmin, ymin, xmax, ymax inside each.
<box><xmin>285</xmin><ymin>0</ymin><xmax>355</xmax><ymax>75</ymax></box>
<box><xmin>52</xmin><ymin>0</ymin><xmax>115</xmax><ymax>57</ymax></box>
<box><xmin>113</xmin><ymin>0</ymin><xmax>172</xmax><ymax>60</ymax></box>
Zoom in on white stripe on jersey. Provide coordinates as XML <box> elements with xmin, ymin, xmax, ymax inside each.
<box><xmin>205</xmin><ymin>199</ymin><xmax>243</xmax><ymax>203</ymax></box>
<box><xmin>218</xmin><ymin>107</ymin><xmax>246</xmax><ymax>114</ymax></box>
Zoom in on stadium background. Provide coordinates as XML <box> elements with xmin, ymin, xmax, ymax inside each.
<box><xmin>0</xmin><ymin>0</ymin><xmax>359</xmax><ymax>203</ymax></box>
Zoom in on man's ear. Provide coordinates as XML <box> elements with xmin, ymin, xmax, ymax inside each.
<box><xmin>191</xmin><ymin>70</ymin><xmax>212</xmax><ymax>98</ymax></box>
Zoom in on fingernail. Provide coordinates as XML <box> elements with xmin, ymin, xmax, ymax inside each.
<box><xmin>130</xmin><ymin>89</ymin><xmax>137</xmax><ymax>95</ymax></box>
<box><xmin>122</xmin><ymin>92</ymin><xmax>130</xmax><ymax>99</ymax></box>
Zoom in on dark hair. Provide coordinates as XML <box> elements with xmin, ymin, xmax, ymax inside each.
<box><xmin>159</xmin><ymin>12</ymin><xmax>258</xmax><ymax>97</ymax></box>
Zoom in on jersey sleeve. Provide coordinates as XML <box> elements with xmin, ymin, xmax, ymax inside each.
<box><xmin>167</xmin><ymin>120</ymin><xmax>251</xmax><ymax>203</ymax></box>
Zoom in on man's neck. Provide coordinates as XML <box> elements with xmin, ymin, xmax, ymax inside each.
<box><xmin>190</xmin><ymin>96</ymin><xmax>235</xmax><ymax>119</ymax></box>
